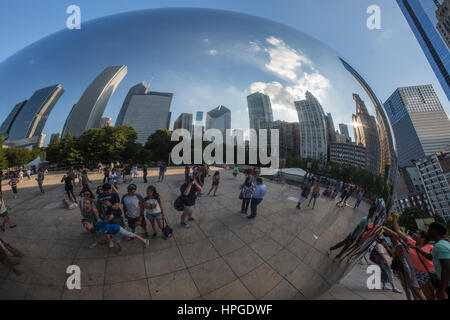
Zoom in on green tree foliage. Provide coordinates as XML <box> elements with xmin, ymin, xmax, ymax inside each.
<box><xmin>4</xmin><ymin>147</ymin><xmax>41</xmax><ymax>168</ymax></box>
<box><xmin>0</xmin><ymin>132</ymin><xmax>8</xmax><ymax>169</ymax></box>
<box><xmin>145</xmin><ymin>129</ymin><xmax>174</xmax><ymax>163</ymax></box>
<box><xmin>397</xmin><ymin>207</ymin><xmax>429</xmax><ymax>232</ymax></box>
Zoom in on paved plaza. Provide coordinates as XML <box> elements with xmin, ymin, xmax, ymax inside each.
<box><xmin>0</xmin><ymin>169</ymin><xmax>406</xmax><ymax>300</ymax></box>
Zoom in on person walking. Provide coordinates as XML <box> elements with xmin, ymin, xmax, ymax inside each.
<box><xmin>158</xmin><ymin>164</ymin><xmax>167</xmax><ymax>182</ymax></box>
<box><xmin>207</xmin><ymin>171</ymin><xmax>220</xmax><ymax>196</ymax></box>
<box><xmin>143</xmin><ymin>165</ymin><xmax>148</xmax><ymax>184</ymax></box>
<box><xmin>247</xmin><ymin>178</ymin><xmax>266</xmax><ymax>220</ymax></box>
<box><xmin>354</xmin><ymin>188</ymin><xmax>364</xmax><ymax>208</ymax></box>
<box><xmin>36</xmin><ymin>169</ymin><xmax>45</xmax><ymax>194</ymax></box>
<box><xmin>232</xmin><ymin>166</ymin><xmax>239</xmax><ymax>178</ymax></box>
<box><xmin>180</xmin><ymin>176</ymin><xmax>202</xmax><ymax>228</ymax></box>
<box><xmin>80</xmin><ymin>169</ymin><xmax>92</xmax><ymax>194</ymax></box>
<box><xmin>240</xmin><ymin>177</ymin><xmax>255</xmax><ymax>215</ymax></box>
<box><xmin>307</xmin><ymin>183</ymin><xmax>321</xmax><ymax>209</ymax></box>
<box><xmin>8</xmin><ymin>175</ymin><xmax>19</xmax><ymax>199</ymax></box>
<box><xmin>61</xmin><ymin>174</ymin><xmax>77</xmax><ymax>203</ymax></box>
<box><xmin>0</xmin><ymin>192</ymin><xmax>16</xmax><ymax>232</ymax></box>
<box><xmin>122</xmin><ymin>184</ymin><xmax>148</xmax><ymax>238</ymax></box>
<box><xmin>103</xmin><ymin>166</ymin><xmax>110</xmax><ymax>184</ymax></box>
<box><xmin>296</xmin><ymin>181</ymin><xmax>312</xmax><ymax>210</ymax></box>
<box><xmin>336</xmin><ymin>186</ymin><xmax>349</xmax><ymax>208</ymax></box>
<box><xmin>144</xmin><ymin>185</ymin><xmax>165</xmax><ymax>239</ymax></box>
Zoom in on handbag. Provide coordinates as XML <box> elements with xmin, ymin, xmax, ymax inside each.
<box><xmin>415</xmin><ymin>248</ymin><xmax>440</xmax><ymax>288</ymax></box>
<box><xmin>162</xmin><ymin>219</ymin><xmax>173</xmax><ymax>238</ymax></box>
<box><xmin>239</xmin><ymin>190</ymin><xmax>244</xmax><ymax>200</ymax></box>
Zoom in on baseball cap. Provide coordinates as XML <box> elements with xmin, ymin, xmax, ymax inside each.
<box><xmin>128</xmin><ymin>184</ymin><xmax>137</xmax><ymax>190</ymax></box>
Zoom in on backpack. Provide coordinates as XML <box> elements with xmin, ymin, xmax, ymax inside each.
<box><xmin>174</xmin><ymin>196</ymin><xmax>185</xmax><ymax>212</ymax></box>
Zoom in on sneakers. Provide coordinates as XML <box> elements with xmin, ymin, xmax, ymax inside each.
<box><xmin>108</xmin><ymin>241</ymin><xmax>114</xmax><ymax>248</ymax></box>
<box><xmin>188</xmin><ymin>217</ymin><xmax>195</xmax><ymax>222</ymax></box>
<box><xmin>124</xmin><ymin>237</ymin><xmax>132</xmax><ymax>241</ymax></box>
<box><xmin>181</xmin><ymin>222</ymin><xmax>190</xmax><ymax>228</ymax></box>
<box><xmin>392</xmin><ymin>288</ymin><xmax>402</xmax><ymax>294</ymax></box>
<box><xmin>89</xmin><ymin>242</ymin><xmax>98</xmax><ymax>249</ymax></box>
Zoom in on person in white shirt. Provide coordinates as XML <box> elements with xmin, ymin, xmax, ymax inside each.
<box><xmin>248</xmin><ymin>178</ymin><xmax>266</xmax><ymax>219</ymax></box>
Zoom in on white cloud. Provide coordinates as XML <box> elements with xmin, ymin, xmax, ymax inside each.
<box><xmin>207</xmin><ymin>49</ymin><xmax>217</xmax><ymax>56</ymax></box>
<box><xmin>202</xmin><ymin>38</ymin><xmax>209</xmax><ymax>43</ymax></box>
<box><xmin>248</xmin><ymin>37</ymin><xmax>330</xmax><ymax>121</ymax></box>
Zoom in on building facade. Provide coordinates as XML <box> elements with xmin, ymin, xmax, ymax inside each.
<box><xmin>116</xmin><ymin>81</ymin><xmax>149</xmax><ymax>126</ymax></box>
<box><xmin>295</xmin><ymin>91</ymin><xmax>328</xmax><ymax>163</ymax></box>
<box><xmin>338</xmin><ymin>123</ymin><xmax>351</xmax><ymax>143</ymax></box>
<box><xmin>120</xmin><ymin>91</ymin><xmax>173</xmax><ymax>145</ymax></box>
<box><xmin>62</xmin><ymin>66</ymin><xmax>127</xmax><ymax>138</ymax></box>
<box><xmin>247</xmin><ymin>92</ymin><xmax>274</xmax><ymax>131</ymax></box>
<box><xmin>352</xmin><ymin>94</ymin><xmax>380</xmax><ymax>174</ymax></box>
<box><xmin>205</xmin><ymin>105</ymin><xmax>231</xmax><ymax>139</ymax></box>
<box><xmin>414</xmin><ymin>151</ymin><xmax>450</xmax><ymax>220</ymax></box>
<box><xmin>329</xmin><ymin>142</ymin><xmax>367</xmax><ymax>168</ymax></box>
<box><xmin>174</xmin><ymin>113</ymin><xmax>193</xmax><ymax>134</ymax></box>
<box><xmin>436</xmin><ymin>0</ymin><xmax>450</xmax><ymax>49</ymax></box>
<box><xmin>397</xmin><ymin>0</ymin><xmax>450</xmax><ymax>100</ymax></box>
<box><xmin>384</xmin><ymin>85</ymin><xmax>450</xmax><ymax>168</ymax></box>
<box><xmin>0</xmin><ymin>100</ymin><xmax>27</xmax><ymax>140</ymax></box>
<box><xmin>99</xmin><ymin>117</ymin><xmax>112</xmax><ymax>128</ymax></box>
<box><xmin>273</xmin><ymin>120</ymin><xmax>300</xmax><ymax>158</ymax></box>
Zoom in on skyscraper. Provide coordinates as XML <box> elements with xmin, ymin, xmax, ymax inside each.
<box><xmin>174</xmin><ymin>113</ymin><xmax>193</xmax><ymax>134</ymax></box>
<box><xmin>339</xmin><ymin>123</ymin><xmax>351</xmax><ymax>143</ymax></box>
<box><xmin>397</xmin><ymin>0</ymin><xmax>450</xmax><ymax>100</ymax></box>
<box><xmin>352</xmin><ymin>94</ymin><xmax>380</xmax><ymax>174</ymax></box>
<box><xmin>99</xmin><ymin>117</ymin><xmax>112</xmax><ymax>128</ymax></box>
<box><xmin>7</xmin><ymin>85</ymin><xmax>64</xmax><ymax>143</ymax></box>
<box><xmin>116</xmin><ymin>81</ymin><xmax>149</xmax><ymax>126</ymax></box>
<box><xmin>384</xmin><ymin>85</ymin><xmax>450</xmax><ymax>167</ymax></box>
<box><xmin>62</xmin><ymin>66</ymin><xmax>127</xmax><ymax>138</ymax></box>
<box><xmin>436</xmin><ymin>0</ymin><xmax>450</xmax><ymax>49</ymax></box>
<box><xmin>247</xmin><ymin>92</ymin><xmax>274</xmax><ymax>131</ymax></box>
<box><xmin>0</xmin><ymin>100</ymin><xmax>27</xmax><ymax>140</ymax></box>
<box><xmin>272</xmin><ymin>120</ymin><xmax>300</xmax><ymax>158</ymax></box>
<box><xmin>295</xmin><ymin>91</ymin><xmax>328</xmax><ymax>163</ymax></box>
<box><xmin>120</xmin><ymin>91</ymin><xmax>173</xmax><ymax>144</ymax></box>
<box><xmin>205</xmin><ymin>105</ymin><xmax>231</xmax><ymax>139</ymax></box>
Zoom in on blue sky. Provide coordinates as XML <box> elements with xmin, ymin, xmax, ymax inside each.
<box><xmin>0</xmin><ymin>0</ymin><xmax>448</xmax><ymax>110</ymax></box>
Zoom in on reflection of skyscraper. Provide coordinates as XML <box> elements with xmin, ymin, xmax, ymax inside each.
<box><xmin>62</xmin><ymin>66</ymin><xmax>127</xmax><ymax>138</ymax></box>
<box><xmin>174</xmin><ymin>113</ymin><xmax>193</xmax><ymax>134</ymax></box>
<box><xmin>295</xmin><ymin>91</ymin><xmax>328</xmax><ymax>163</ymax></box>
<box><xmin>273</xmin><ymin>120</ymin><xmax>300</xmax><ymax>158</ymax></box>
<box><xmin>339</xmin><ymin>124</ymin><xmax>351</xmax><ymax>143</ymax></box>
<box><xmin>205</xmin><ymin>105</ymin><xmax>231</xmax><ymax>139</ymax></box>
<box><xmin>397</xmin><ymin>0</ymin><xmax>450</xmax><ymax>100</ymax></box>
<box><xmin>384</xmin><ymin>85</ymin><xmax>450</xmax><ymax>167</ymax></box>
<box><xmin>247</xmin><ymin>92</ymin><xmax>274</xmax><ymax>131</ymax></box>
<box><xmin>196</xmin><ymin>112</ymin><xmax>204</xmax><ymax>123</ymax></box>
<box><xmin>50</xmin><ymin>133</ymin><xmax>61</xmax><ymax>144</ymax></box>
<box><xmin>7</xmin><ymin>85</ymin><xmax>64</xmax><ymax>144</ymax></box>
<box><xmin>99</xmin><ymin>117</ymin><xmax>112</xmax><ymax>128</ymax></box>
<box><xmin>116</xmin><ymin>81</ymin><xmax>149</xmax><ymax>126</ymax></box>
<box><xmin>352</xmin><ymin>94</ymin><xmax>380</xmax><ymax>174</ymax></box>
<box><xmin>436</xmin><ymin>0</ymin><xmax>450</xmax><ymax>49</ymax></box>
<box><xmin>0</xmin><ymin>100</ymin><xmax>27</xmax><ymax>140</ymax></box>
<box><xmin>120</xmin><ymin>91</ymin><xmax>173</xmax><ymax>144</ymax></box>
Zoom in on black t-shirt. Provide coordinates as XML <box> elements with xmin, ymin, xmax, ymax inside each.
<box><xmin>180</xmin><ymin>183</ymin><xmax>199</xmax><ymax>206</ymax></box>
<box><xmin>63</xmin><ymin>176</ymin><xmax>73</xmax><ymax>189</ymax></box>
<box><xmin>97</xmin><ymin>192</ymin><xmax>120</xmax><ymax>216</ymax></box>
<box><xmin>106</xmin><ymin>206</ymin><xmax>123</xmax><ymax>224</ymax></box>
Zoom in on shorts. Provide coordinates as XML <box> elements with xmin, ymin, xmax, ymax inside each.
<box><xmin>127</xmin><ymin>216</ymin><xmax>146</xmax><ymax>229</ymax></box>
<box><xmin>65</xmin><ymin>186</ymin><xmax>73</xmax><ymax>192</ymax></box>
<box><xmin>146</xmin><ymin>212</ymin><xmax>163</xmax><ymax>221</ymax></box>
<box><xmin>183</xmin><ymin>205</ymin><xmax>194</xmax><ymax>215</ymax></box>
<box><xmin>212</xmin><ymin>181</ymin><xmax>219</xmax><ymax>186</ymax></box>
<box><xmin>298</xmin><ymin>196</ymin><xmax>306</xmax><ymax>204</ymax></box>
<box><xmin>415</xmin><ymin>269</ymin><xmax>437</xmax><ymax>286</ymax></box>
<box><xmin>113</xmin><ymin>227</ymin><xmax>136</xmax><ymax>243</ymax></box>
<box><xmin>12</xmin><ymin>187</ymin><xmax>17</xmax><ymax>194</ymax></box>
<box><xmin>0</xmin><ymin>211</ymin><xmax>8</xmax><ymax>218</ymax></box>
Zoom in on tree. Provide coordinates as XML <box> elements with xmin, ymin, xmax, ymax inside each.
<box><xmin>4</xmin><ymin>148</ymin><xmax>37</xmax><ymax>168</ymax></box>
<box><xmin>0</xmin><ymin>132</ymin><xmax>7</xmax><ymax>169</ymax></box>
<box><xmin>145</xmin><ymin>129</ymin><xmax>173</xmax><ymax>163</ymax></box>
<box><xmin>397</xmin><ymin>208</ymin><xmax>429</xmax><ymax>232</ymax></box>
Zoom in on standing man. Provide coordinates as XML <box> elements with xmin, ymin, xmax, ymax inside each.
<box><xmin>122</xmin><ymin>184</ymin><xmax>148</xmax><ymax>238</ymax></box>
<box><xmin>143</xmin><ymin>165</ymin><xmax>148</xmax><ymax>184</ymax></box>
<box><xmin>36</xmin><ymin>169</ymin><xmax>45</xmax><ymax>194</ymax></box>
<box><xmin>180</xmin><ymin>176</ymin><xmax>202</xmax><ymax>228</ymax></box>
<box><xmin>248</xmin><ymin>178</ymin><xmax>266</xmax><ymax>220</ymax></box>
<box><xmin>103</xmin><ymin>165</ymin><xmax>110</xmax><ymax>184</ymax></box>
<box><xmin>158</xmin><ymin>164</ymin><xmax>167</xmax><ymax>182</ymax></box>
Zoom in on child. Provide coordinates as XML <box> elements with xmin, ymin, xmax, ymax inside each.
<box><xmin>8</xmin><ymin>176</ymin><xmax>19</xmax><ymax>198</ymax></box>
<box><xmin>83</xmin><ymin>219</ymin><xmax>149</xmax><ymax>250</ymax></box>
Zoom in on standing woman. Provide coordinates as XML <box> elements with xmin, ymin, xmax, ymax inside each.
<box><xmin>307</xmin><ymin>183</ymin><xmax>321</xmax><ymax>209</ymax></box>
<box><xmin>207</xmin><ymin>171</ymin><xmax>220</xmax><ymax>196</ymax></box>
<box><xmin>240</xmin><ymin>177</ymin><xmax>254</xmax><ymax>215</ymax></box>
<box><xmin>144</xmin><ymin>185</ymin><xmax>165</xmax><ymax>239</ymax></box>
<box><xmin>61</xmin><ymin>174</ymin><xmax>77</xmax><ymax>203</ymax></box>
<box><xmin>296</xmin><ymin>181</ymin><xmax>312</xmax><ymax>210</ymax></box>
<box><xmin>0</xmin><ymin>191</ymin><xmax>17</xmax><ymax>232</ymax></box>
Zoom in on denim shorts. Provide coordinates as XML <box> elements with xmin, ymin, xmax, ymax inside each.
<box><xmin>0</xmin><ymin>211</ymin><xmax>8</xmax><ymax>218</ymax></box>
<box><xmin>146</xmin><ymin>212</ymin><xmax>163</xmax><ymax>221</ymax></box>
